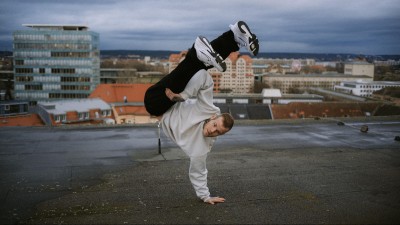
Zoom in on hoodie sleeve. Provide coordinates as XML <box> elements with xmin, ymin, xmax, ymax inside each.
<box><xmin>189</xmin><ymin>154</ymin><xmax>211</xmax><ymax>202</ymax></box>
<box><xmin>179</xmin><ymin>70</ymin><xmax>216</xmax><ymax>111</ymax></box>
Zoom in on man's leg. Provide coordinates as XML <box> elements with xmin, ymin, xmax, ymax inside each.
<box><xmin>144</xmin><ymin>47</ymin><xmax>205</xmax><ymax>116</ymax></box>
<box><xmin>210</xmin><ymin>30</ymin><xmax>239</xmax><ymax>60</ymax></box>
<box><xmin>144</xmin><ymin>21</ymin><xmax>259</xmax><ymax>116</ymax></box>
<box><xmin>144</xmin><ymin>37</ymin><xmax>224</xmax><ymax>116</ymax></box>
<box><xmin>211</xmin><ymin>21</ymin><xmax>259</xmax><ymax>59</ymax></box>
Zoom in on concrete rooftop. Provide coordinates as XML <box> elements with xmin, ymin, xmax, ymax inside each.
<box><xmin>0</xmin><ymin>117</ymin><xmax>399</xmax><ymax>224</ymax></box>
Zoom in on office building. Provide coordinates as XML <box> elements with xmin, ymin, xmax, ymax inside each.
<box><xmin>344</xmin><ymin>61</ymin><xmax>374</xmax><ymax>77</ymax></box>
<box><xmin>13</xmin><ymin>24</ymin><xmax>100</xmax><ymax>103</ymax></box>
<box><xmin>262</xmin><ymin>73</ymin><xmax>373</xmax><ymax>94</ymax></box>
<box><xmin>334</xmin><ymin>81</ymin><xmax>400</xmax><ymax>97</ymax></box>
<box><xmin>100</xmin><ymin>68</ymin><xmax>163</xmax><ymax>84</ymax></box>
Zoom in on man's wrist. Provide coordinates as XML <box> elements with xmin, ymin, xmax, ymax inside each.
<box><xmin>202</xmin><ymin>196</ymin><xmax>211</xmax><ymax>202</ymax></box>
<box><xmin>179</xmin><ymin>92</ymin><xmax>188</xmax><ymax>100</ymax></box>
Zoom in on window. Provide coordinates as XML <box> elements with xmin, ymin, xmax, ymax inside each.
<box><xmin>15</xmin><ymin>68</ymin><xmax>34</xmax><ymax>74</ymax></box>
<box><xmin>15</xmin><ymin>60</ymin><xmax>24</xmax><ymax>65</ymax></box>
<box><xmin>52</xmin><ymin>68</ymin><xmax>75</xmax><ymax>74</ymax></box>
<box><xmin>78</xmin><ymin>112</ymin><xmax>89</xmax><ymax>120</ymax></box>
<box><xmin>54</xmin><ymin>114</ymin><xmax>66</xmax><ymax>122</ymax></box>
<box><xmin>102</xmin><ymin>110</ymin><xmax>111</xmax><ymax>117</ymax></box>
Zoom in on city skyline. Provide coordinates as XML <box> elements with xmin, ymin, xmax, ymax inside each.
<box><xmin>0</xmin><ymin>0</ymin><xmax>400</xmax><ymax>55</ymax></box>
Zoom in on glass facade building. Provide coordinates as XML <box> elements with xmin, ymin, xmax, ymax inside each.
<box><xmin>13</xmin><ymin>24</ymin><xmax>100</xmax><ymax>102</ymax></box>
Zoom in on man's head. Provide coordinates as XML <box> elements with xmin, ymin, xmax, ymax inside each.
<box><xmin>203</xmin><ymin>113</ymin><xmax>234</xmax><ymax>137</ymax></box>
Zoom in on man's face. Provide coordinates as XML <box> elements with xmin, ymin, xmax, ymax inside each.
<box><xmin>203</xmin><ymin>116</ymin><xmax>230</xmax><ymax>137</ymax></box>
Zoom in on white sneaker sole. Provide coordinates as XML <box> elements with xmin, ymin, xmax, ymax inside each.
<box><xmin>195</xmin><ymin>36</ymin><xmax>226</xmax><ymax>72</ymax></box>
<box><xmin>232</xmin><ymin>21</ymin><xmax>259</xmax><ymax>56</ymax></box>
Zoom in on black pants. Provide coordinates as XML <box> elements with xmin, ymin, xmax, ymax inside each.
<box><xmin>144</xmin><ymin>30</ymin><xmax>239</xmax><ymax>116</ymax></box>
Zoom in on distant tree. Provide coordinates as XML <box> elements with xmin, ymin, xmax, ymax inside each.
<box><xmin>301</xmin><ymin>65</ymin><xmax>325</xmax><ymax>74</ymax></box>
<box><xmin>375</xmin><ymin>66</ymin><xmax>391</xmax><ymax>75</ymax></box>
<box><xmin>253</xmin><ymin>82</ymin><xmax>270</xmax><ymax>93</ymax></box>
<box><xmin>336</xmin><ymin>62</ymin><xmax>344</xmax><ymax>73</ymax></box>
<box><xmin>271</xmin><ymin>80</ymin><xmax>283</xmax><ymax>90</ymax></box>
<box><xmin>219</xmin><ymin>88</ymin><xmax>232</xmax><ymax>93</ymax></box>
<box><xmin>101</xmin><ymin>59</ymin><xmax>166</xmax><ymax>74</ymax></box>
<box><xmin>0</xmin><ymin>57</ymin><xmax>13</xmax><ymax>71</ymax></box>
<box><xmin>374</xmin><ymin>87</ymin><xmax>400</xmax><ymax>98</ymax></box>
<box><xmin>288</xmin><ymin>87</ymin><xmax>302</xmax><ymax>94</ymax></box>
<box><xmin>375</xmin><ymin>65</ymin><xmax>400</xmax><ymax>81</ymax></box>
<box><xmin>117</xmin><ymin>70</ymin><xmax>137</xmax><ymax>83</ymax></box>
<box><xmin>325</xmin><ymin>66</ymin><xmax>337</xmax><ymax>72</ymax></box>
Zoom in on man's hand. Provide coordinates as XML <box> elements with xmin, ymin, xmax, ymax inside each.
<box><xmin>165</xmin><ymin>88</ymin><xmax>185</xmax><ymax>102</ymax></box>
<box><xmin>205</xmin><ymin>197</ymin><xmax>226</xmax><ymax>205</ymax></box>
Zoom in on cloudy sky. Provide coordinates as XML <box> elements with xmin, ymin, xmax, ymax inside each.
<box><xmin>0</xmin><ymin>0</ymin><xmax>399</xmax><ymax>55</ymax></box>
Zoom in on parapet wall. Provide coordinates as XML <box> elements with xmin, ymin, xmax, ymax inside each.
<box><xmin>271</xmin><ymin>102</ymin><xmax>381</xmax><ymax>119</ymax></box>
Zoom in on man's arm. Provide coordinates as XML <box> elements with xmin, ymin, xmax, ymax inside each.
<box><xmin>165</xmin><ymin>70</ymin><xmax>217</xmax><ymax>111</ymax></box>
<box><xmin>189</xmin><ymin>154</ymin><xmax>225</xmax><ymax>204</ymax></box>
<box><xmin>165</xmin><ymin>88</ymin><xmax>185</xmax><ymax>102</ymax></box>
<box><xmin>178</xmin><ymin>70</ymin><xmax>215</xmax><ymax>108</ymax></box>
<box><xmin>164</xmin><ymin>69</ymin><xmax>212</xmax><ymax>102</ymax></box>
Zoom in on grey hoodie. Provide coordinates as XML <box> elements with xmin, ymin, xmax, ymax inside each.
<box><xmin>161</xmin><ymin>70</ymin><xmax>220</xmax><ymax>201</ymax></box>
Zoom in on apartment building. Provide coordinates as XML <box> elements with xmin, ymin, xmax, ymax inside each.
<box><xmin>344</xmin><ymin>61</ymin><xmax>374</xmax><ymax>77</ymax></box>
<box><xmin>253</xmin><ymin>58</ymin><xmax>315</xmax><ymax>67</ymax></box>
<box><xmin>220</xmin><ymin>52</ymin><xmax>254</xmax><ymax>93</ymax></box>
<box><xmin>263</xmin><ymin>73</ymin><xmax>373</xmax><ymax>94</ymax></box>
<box><xmin>374</xmin><ymin>60</ymin><xmax>400</xmax><ymax>66</ymax></box>
<box><xmin>252</xmin><ymin>58</ymin><xmax>316</xmax><ymax>75</ymax></box>
<box><xmin>169</xmin><ymin>51</ymin><xmax>254</xmax><ymax>93</ymax></box>
<box><xmin>168</xmin><ymin>51</ymin><xmax>187</xmax><ymax>73</ymax></box>
<box><xmin>13</xmin><ymin>24</ymin><xmax>100</xmax><ymax>103</ymax></box>
<box><xmin>37</xmin><ymin>98</ymin><xmax>112</xmax><ymax>126</ymax></box>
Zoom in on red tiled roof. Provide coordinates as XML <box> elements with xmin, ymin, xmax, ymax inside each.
<box><xmin>89</xmin><ymin>84</ymin><xmax>152</xmax><ymax>103</ymax></box>
<box><xmin>169</xmin><ymin>51</ymin><xmax>188</xmax><ymax>63</ymax></box>
<box><xmin>0</xmin><ymin>114</ymin><xmax>44</xmax><ymax>127</ymax></box>
<box><xmin>227</xmin><ymin>52</ymin><xmax>253</xmax><ymax>64</ymax></box>
<box><xmin>114</xmin><ymin>106</ymin><xmax>149</xmax><ymax>116</ymax></box>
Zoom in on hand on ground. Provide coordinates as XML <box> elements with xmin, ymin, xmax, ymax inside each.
<box><xmin>205</xmin><ymin>197</ymin><xmax>226</xmax><ymax>205</ymax></box>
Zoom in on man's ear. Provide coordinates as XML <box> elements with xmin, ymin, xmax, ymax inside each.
<box><xmin>210</xmin><ymin>114</ymin><xmax>217</xmax><ymax>120</ymax></box>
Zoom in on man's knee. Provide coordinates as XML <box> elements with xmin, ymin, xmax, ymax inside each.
<box><xmin>191</xmin><ymin>69</ymin><xmax>213</xmax><ymax>86</ymax></box>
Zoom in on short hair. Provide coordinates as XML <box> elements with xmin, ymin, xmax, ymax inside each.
<box><xmin>219</xmin><ymin>113</ymin><xmax>234</xmax><ymax>131</ymax></box>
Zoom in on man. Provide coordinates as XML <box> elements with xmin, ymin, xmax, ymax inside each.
<box><xmin>144</xmin><ymin>21</ymin><xmax>259</xmax><ymax>204</ymax></box>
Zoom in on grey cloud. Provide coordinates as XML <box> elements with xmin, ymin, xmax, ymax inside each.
<box><xmin>0</xmin><ymin>0</ymin><xmax>399</xmax><ymax>54</ymax></box>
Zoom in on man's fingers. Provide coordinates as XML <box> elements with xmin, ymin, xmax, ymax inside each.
<box><xmin>206</xmin><ymin>197</ymin><xmax>226</xmax><ymax>204</ymax></box>
<box><xmin>215</xmin><ymin>197</ymin><xmax>225</xmax><ymax>201</ymax></box>
<box><xmin>165</xmin><ymin>88</ymin><xmax>174</xmax><ymax>100</ymax></box>
<box><xmin>165</xmin><ymin>88</ymin><xmax>171</xmax><ymax>96</ymax></box>
<box><xmin>165</xmin><ymin>88</ymin><xmax>184</xmax><ymax>102</ymax></box>
<box><xmin>215</xmin><ymin>198</ymin><xmax>225</xmax><ymax>202</ymax></box>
